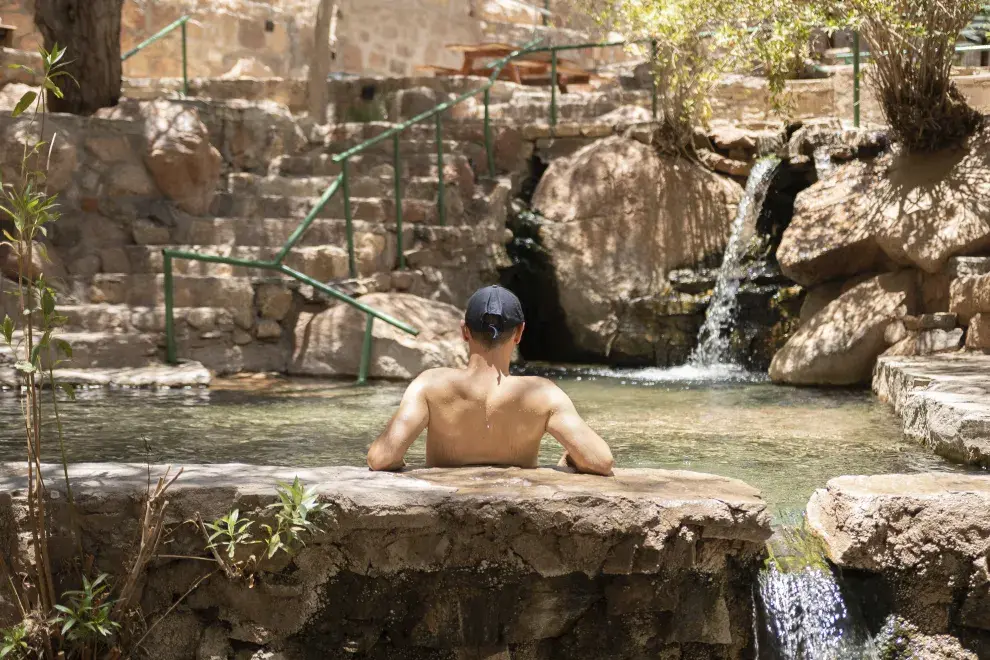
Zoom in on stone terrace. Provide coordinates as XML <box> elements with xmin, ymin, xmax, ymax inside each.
<box><xmin>0</xmin><ymin>464</ymin><xmax>772</xmax><ymax>659</ymax></box>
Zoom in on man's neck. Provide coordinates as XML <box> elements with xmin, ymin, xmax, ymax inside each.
<box><xmin>466</xmin><ymin>350</ymin><xmax>512</xmax><ymax>376</ymax></box>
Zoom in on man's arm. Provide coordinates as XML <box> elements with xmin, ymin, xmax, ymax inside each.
<box><xmin>367</xmin><ymin>375</ymin><xmax>430</xmax><ymax>471</ymax></box>
<box><xmin>544</xmin><ymin>383</ymin><xmax>615</xmax><ymax>476</ymax></box>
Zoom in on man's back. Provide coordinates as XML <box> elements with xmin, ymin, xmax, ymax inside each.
<box><xmin>420</xmin><ymin>368</ymin><xmax>552</xmax><ymax>468</ymax></box>
<box><xmin>367</xmin><ymin>284</ymin><xmax>613</xmax><ymax>476</ymax></box>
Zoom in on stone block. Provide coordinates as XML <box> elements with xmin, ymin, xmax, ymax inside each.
<box><xmin>132</xmin><ymin>218</ymin><xmax>171</xmax><ymax>245</ymax></box>
<box><xmin>966</xmin><ymin>313</ymin><xmax>990</xmax><ymax>351</ymax></box>
<box><xmin>946</xmin><ymin>256</ymin><xmax>990</xmax><ymax>279</ymax></box>
<box><xmin>255</xmin><ymin>284</ymin><xmax>293</xmax><ymax>321</ymax></box>
<box><xmin>950</xmin><ymin>274</ymin><xmax>990</xmax><ymax>325</ymax></box>
<box><xmin>255</xmin><ymin>319</ymin><xmax>282</xmax><ymax>341</ymax></box>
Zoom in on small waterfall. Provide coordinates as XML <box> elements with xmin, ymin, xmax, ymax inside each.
<box><xmin>813</xmin><ymin>147</ymin><xmax>834</xmax><ymax>178</ymax></box>
<box><xmin>758</xmin><ymin>566</ymin><xmax>877</xmax><ymax>659</ymax></box>
<box><xmin>689</xmin><ymin>157</ymin><xmax>780</xmax><ymax>367</ymax></box>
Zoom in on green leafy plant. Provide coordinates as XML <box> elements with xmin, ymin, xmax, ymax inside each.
<box><xmin>261</xmin><ymin>477</ymin><xmax>330</xmax><ymax>558</ymax></box>
<box><xmin>0</xmin><ymin>624</ymin><xmax>30</xmax><ymax>659</ymax></box>
<box><xmin>52</xmin><ymin>575</ymin><xmax>120</xmax><ymax>651</ymax></box>
<box><xmin>205</xmin><ymin>509</ymin><xmax>256</xmax><ymax>560</ymax></box>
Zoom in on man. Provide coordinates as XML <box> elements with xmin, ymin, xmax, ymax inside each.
<box><xmin>367</xmin><ymin>285</ymin><xmax>614</xmax><ymax>476</ymax></box>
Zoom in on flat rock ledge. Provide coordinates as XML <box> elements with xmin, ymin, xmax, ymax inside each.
<box><xmin>874</xmin><ymin>353</ymin><xmax>990</xmax><ymax>467</ymax></box>
<box><xmin>0</xmin><ymin>362</ymin><xmax>211</xmax><ymax>389</ymax></box>
<box><xmin>808</xmin><ymin>474</ymin><xmax>990</xmax><ymax>655</ymax></box>
<box><xmin>0</xmin><ymin>464</ymin><xmax>771</xmax><ymax>660</ymax></box>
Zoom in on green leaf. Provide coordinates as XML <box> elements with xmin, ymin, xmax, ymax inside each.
<box><xmin>41</xmin><ymin>288</ymin><xmax>55</xmax><ymax>316</ymax></box>
<box><xmin>0</xmin><ymin>316</ymin><xmax>12</xmax><ymax>344</ymax></box>
<box><xmin>59</xmin><ymin>382</ymin><xmax>76</xmax><ymax>401</ymax></box>
<box><xmin>55</xmin><ymin>339</ymin><xmax>72</xmax><ymax>359</ymax></box>
<box><xmin>11</xmin><ymin>91</ymin><xmax>36</xmax><ymax>118</ymax></box>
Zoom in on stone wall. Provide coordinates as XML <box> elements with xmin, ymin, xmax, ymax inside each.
<box><xmin>0</xmin><ymin>463</ymin><xmax>773</xmax><ymax>659</ymax></box>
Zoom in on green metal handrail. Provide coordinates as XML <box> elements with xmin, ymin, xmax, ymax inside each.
<box><xmin>122</xmin><ymin>15</ymin><xmax>191</xmax><ymax>97</ymax></box>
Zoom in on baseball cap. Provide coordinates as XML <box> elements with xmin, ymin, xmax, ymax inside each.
<box><xmin>464</xmin><ymin>285</ymin><xmax>525</xmax><ymax>341</ymax></box>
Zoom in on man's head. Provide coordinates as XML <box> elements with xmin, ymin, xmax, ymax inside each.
<box><xmin>462</xmin><ymin>285</ymin><xmax>525</xmax><ymax>351</ymax></box>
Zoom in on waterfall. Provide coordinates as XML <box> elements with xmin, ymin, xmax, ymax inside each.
<box><xmin>813</xmin><ymin>147</ymin><xmax>834</xmax><ymax>178</ymax></box>
<box><xmin>689</xmin><ymin>157</ymin><xmax>780</xmax><ymax>368</ymax></box>
<box><xmin>758</xmin><ymin>566</ymin><xmax>877</xmax><ymax>659</ymax></box>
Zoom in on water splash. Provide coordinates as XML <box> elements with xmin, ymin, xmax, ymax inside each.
<box><xmin>689</xmin><ymin>157</ymin><xmax>781</xmax><ymax>367</ymax></box>
<box><xmin>813</xmin><ymin>147</ymin><xmax>834</xmax><ymax>178</ymax></box>
<box><xmin>758</xmin><ymin>566</ymin><xmax>878</xmax><ymax>659</ymax></box>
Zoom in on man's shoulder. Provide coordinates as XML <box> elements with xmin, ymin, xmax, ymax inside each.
<box><xmin>510</xmin><ymin>375</ymin><xmax>565</xmax><ymax>400</ymax></box>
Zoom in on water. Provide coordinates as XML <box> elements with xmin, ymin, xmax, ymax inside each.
<box><xmin>690</xmin><ymin>158</ymin><xmax>780</xmax><ymax>369</ymax></box>
<box><xmin>758</xmin><ymin>566</ymin><xmax>877</xmax><ymax>659</ymax></box>
<box><xmin>0</xmin><ymin>371</ymin><xmax>972</xmax><ymax>517</ymax></box>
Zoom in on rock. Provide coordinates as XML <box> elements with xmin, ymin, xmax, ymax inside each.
<box><xmin>699</xmin><ymin>150</ymin><xmax>751</xmax><ymax>177</ymax></box>
<box><xmin>1</xmin><ymin>464</ymin><xmax>771</xmax><ymax>658</ymax></box>
<box><xmin>875</xmin><ymin>617</ymin><xmax>979</xmax><ymax>660</ymax></box>
<box><xmin>255</xmin><ymin>319</ymin><xmax>282</xmax><ymax>341</ymax></box>
<box><xmin>393</xmin><ymin>86</ymin><xmax>438</xmax><ymax>121</ymax></box>
<box><xmin>0</xmin><ymin>83</ymin><xmax>38</xmax><ymax>111</ymax></box>
<box><xmin>106</xmin><ymin>162</ymin><xmax>157</xmax><ymax>197</ymax></box>
<box><xmin>256</xmin><ymin>284</ymin><xmax>293</xmax><ymax>321</ymax></box>
<box><xmin>197</xmin><ymin>625</ymin><xmax>233</xmax><ymax>660</ymax></box>
<box><xmin>139</xmin><ymin>100</ymin><xmax>222</xmax><ymax>215</ymax></box>
<box><xmin>785</xmin><ymin>120</ymin><xmax>888</xmax><ymax>162</ymax></box>
<box><xmin>779</xmin><ymin>130</ymin><xmax>990</xmax><ymax>285</ymax></box>
<box><xmin>0</xmin><ymin>116</ymin><xmax>78</xmax><ymax>193</ymax></box>
<box><xmin>290</xmin><ymin>292</ymin><xmax>469</xmax><ymax>379</ymax></box>
<box><xmin>807</xmin><ymin>473</ymin><xmax>990</xmax><ymax>637</ymax></box>
<box><xmin>946</xmin><ymin>256</ymin><xmax>990</xmax><ymax>279</ymax></box>
<box><xmin>905</xmin><ymin>313</ymin><xmax>958</xmax><ymax>331</ymax></box>
<box><xmin>950</xmin><ymin>274</ymin><xmax>990</xmax><ymax>325</ymax></box>
<box><xmin>966</xmin><ymin>313</ymin><xmax>990</xmax><ymax>351</ymax></box>
<box><xmin>220</xmin><ymin>58</ymin><xmax>276</xmax><ymax>80</ymax></box>
<box><xmin>0</xmin><ymin>241</ymin><xmax>67</xmax><ymax>283</ymax></box>
<box><xmin>799</xmin><ymin>282</ymin><xmax>844</xmax><ymax>323</ymax></box>
<box><xmin>131</xmin><ymin>218</ymin><xmax>171</xmax><ymax>245</ymax></box>
<box><xmin>884</xmin><ymin>320</ymin><xmax>909</xmax><ymax>345</ymax></box>
<box><xmin>882</xmin><ymin>328</ymin><xmax>963</xmax><ymax>357</ymax></box>
<box><xmin>873</xmin><ymin>353</ymin><xmax>990</xmax><ymax>467</ymax></box>
<box><xmin>769</xmin><ymin>271</ymin><xmax>917</xmax><ymax>386</ymax></box>
<box><xmin>597</xmin><ymin>105</ymin><xmax>652</xmax><ymax>126</ymax></box>
<box><xmin>532</xmin><ymin>136</ymin><xmax>743</xmax><ymax>357</ymax></box>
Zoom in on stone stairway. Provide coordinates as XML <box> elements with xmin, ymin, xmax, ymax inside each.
<box><xmin>0</xmin><ymin>92</ymin><xmax>525</xmax><ymax>381</ymax></box>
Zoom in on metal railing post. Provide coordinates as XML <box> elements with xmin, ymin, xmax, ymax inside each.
<box><xmin>484</xmin><ymin>88</ymin><xmax>495</xmax><ymax>178</ymax></box>
<box><xmin>163</xmin><ymin>251</ymin><xmax>177</xmax><ymax>364</ymax></box>
<box><xmin>435</xmin><ymin>112</ymin><xmax>446</xmax><ymax>226</ymax></box>
<box><xmin>550</xmin><ymin>49</ymin><xmax>558</xmax><ymax>128</ymax></box>
<box><xmin>650</xmin><ymin>39</ymin><xmax>658</xmax><ymax>122</ymax></box>
<box><xmin>542</xmin><ymin>0</ymin><xmax>549</xmax><ymax>26</ymax></box>
<box><xmin>342</xmin><ymin>158</ymin><xmax>356</xmax><ymax>277</ymax></box>
<box><xmin>181</xmin><ymin>21</ymin><xmax>189</xmax><ymax>97</ymax></box>
<box><xmin>853</xmin><ymin>31</ymin><xmax>861</xmax><ymax>128</ymax></box>
<box><xmin>357</xmin><ymin>314</ymin><xmax>374</xmax><ymax>384</ymax></box>
<box><xmin>393</xmin><ymin>134</ymin><xmax>405</xmax><ymax>269</ymax></box>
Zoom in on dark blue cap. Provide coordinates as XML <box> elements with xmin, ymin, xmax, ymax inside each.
<box><xmin>465</xmin><ymin>285</ymin><xmax>525</xmax><ymax>341</ymax></box>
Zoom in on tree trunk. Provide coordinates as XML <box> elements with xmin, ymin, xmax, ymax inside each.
<box><xmin>34</xmin><ymin>0</ymin><xmax>125</xmax><ymax>115</ymax></box>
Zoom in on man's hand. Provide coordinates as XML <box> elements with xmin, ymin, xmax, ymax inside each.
<box><xmin>545</xmin><ymin>385</ymin><xmax>614</xmax><ymax>476</ymax></box>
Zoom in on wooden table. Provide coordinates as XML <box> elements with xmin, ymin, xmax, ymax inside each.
<box><xmin>417</xmin><ymin>42</ymin><xmax>592</xmax><ymax>92</ymax></box>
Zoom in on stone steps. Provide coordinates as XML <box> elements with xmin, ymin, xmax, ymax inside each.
<box><xmin>133</xmin><ymin>217</ymin><xmax>389</xmax><ymax>248</ymax></box>
<box><xmin>1</xmin><ymin>331</ymin><xmax>160</xmax><ymax>369</ymax></box>
<box><xmin>225</xmin><ymin>172</ymin><xmax>460</xmax><ymax>204</ymax></box>
<box><xmin>272</xmin><ymin>152</ymin><xmax>473</xmax><ymax>179</ymax></box>
<box><xmin>206</xmin><ymin>192</ymin><xmax>458</xmax><ymax>226</ymax></box>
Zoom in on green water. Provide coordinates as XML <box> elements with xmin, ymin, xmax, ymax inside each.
<box><xmin>0</xmin><ymin>368</ymin><xmax>972</xmax><ymax>515</ymax></box>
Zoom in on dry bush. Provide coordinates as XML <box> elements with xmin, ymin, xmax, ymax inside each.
<box><xmin>854</xmin><ymin>0</ymin><xmax>984</xmax><ymax>151</ymax></box>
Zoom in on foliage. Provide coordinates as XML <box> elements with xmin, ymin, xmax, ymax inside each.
<box><xmin>205</xmin><ymin>509</ymin><xmax>256</xmax><ymax>560</ymax></box>
<box><xmin>0</xmin><ymin>624</ymin><xmax>30</xmax><ymax>659</ymax></box>
<box><xmin>836</xmin><ymin>0</ymin><xmax>984</xmax><ymax>151</ymax></box>
<box><xmin>203</xmin><ymin>478</ymin><xmax>329</xmax><ymax>578</ymax></box>
<box><xmin>52</xmin><ymin>575</ymin><xmax>120</xmax><ymax>648</ymax></box>
<box><xmin>585</xmin><ymin>0</ymin><xmax>836</xmax><ymax>150</ymax></box>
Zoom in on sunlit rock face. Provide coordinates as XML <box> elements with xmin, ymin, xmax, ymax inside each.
<box><xmin>779</xmin><ymin>129</ymin><xmax>990</xmax><ymax>287</ymax></box>
<box><xmin>808</xmin><ymin>473</ymin><xmax>990</xmax><ymax>657</ymax></box>
<box><xmin>532</xmin><ymin>136</ymin><xmax>744</xmax><ymax>360</ymax></box>
<box><xmin>0</xmin><ymin>464</ymin><xmax>772</xmax><ymax>659</ymax></box>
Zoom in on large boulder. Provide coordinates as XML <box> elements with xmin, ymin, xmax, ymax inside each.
<box><xmin>99</xmin><ymin>100</ymin><xmax>222</xmax><ymax>215</ymax></box>
<box><xmin>769</xmin><ymin>271</ymin><xmax>917</xmax><ymax>385</ymax></box>
<box><xmin>290</xmin><ymin>292</ymin><xmax>468</xmax><ymax>379</ymax></box>
<box><xmin>779</xmin><ymin>130</ymin><xmax>990</xmax><ymax>286</ymax></box>
<box><xmin>532</xmin><ymin>136</ymin><xmax>743</xmax><ymax>357</ymax></box>
<box><xmin>808</xmin><ymin>474</ymin><xmax>990</xmax><ymax>643</ymax></box>
<box><xmin>141</xmin><ymin>101</ymin><xmax>222</xmax><ymax>215</ymax></box>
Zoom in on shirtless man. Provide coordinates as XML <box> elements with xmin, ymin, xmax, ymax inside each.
<box><xmin>367</xmin><ymin>285</ymin><xmax>614</xmax><ymax>475</ymax></box>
